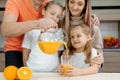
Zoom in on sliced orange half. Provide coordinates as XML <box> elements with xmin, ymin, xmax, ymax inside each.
<box><xmin>17</xmin><ymin>67</ymin><xmax>32</xmax><ymax>80</ymax></box>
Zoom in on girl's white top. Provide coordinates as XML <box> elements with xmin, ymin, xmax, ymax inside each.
<box><xmin>61</xmin><ymin>48</ymin><xmax>97</xmax><ymax>68</ymax></box>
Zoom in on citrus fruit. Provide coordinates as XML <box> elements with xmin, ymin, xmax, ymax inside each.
<box><xmin>17</xmin><ymin>67</ymin><xmax>32</xmax><ymax>80</ymax></box>
<box><xmin>3</xmin><ymin>65</ymin><xmax>18</xmax><ymax>80</ymax></box>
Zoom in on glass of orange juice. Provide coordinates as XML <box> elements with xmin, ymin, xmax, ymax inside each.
<box><xmin>61</xmin><ymin>53</ymin><xmax>72</xmax><ymax>76</ymax></box>
<box><xmin>62</xmin><ymin>64</ymin><xmax>71</xmax><ymax>75</ymax></box>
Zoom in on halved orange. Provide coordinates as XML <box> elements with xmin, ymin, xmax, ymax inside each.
<box><xmin>3</xmin><ymin>65</ymin><xmax>18</xmax><ymax>80</ymax></box>
<box><xmin>17</xmin><ymin>67</ymin><xmax>32</xmax><ymax>80</ymax></box>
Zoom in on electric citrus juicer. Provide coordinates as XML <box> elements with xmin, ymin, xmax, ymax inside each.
<box><xmin>37</xmin><ymin>27</ymin><xmax>68</xmax><ymax>55</ymax></box>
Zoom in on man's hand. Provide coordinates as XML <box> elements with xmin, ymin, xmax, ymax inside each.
<box><xmin>36</xmin><ymin>18</ymin><xmax>58</xmax><ymax>30</ymax></box>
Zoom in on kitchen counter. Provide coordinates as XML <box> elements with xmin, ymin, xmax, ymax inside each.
<box><xmin>0</xmin><ymin>72</ymin><xmax>120</xmax><ymax>80</ymax></box>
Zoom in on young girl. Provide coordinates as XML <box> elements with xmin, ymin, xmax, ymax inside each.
<box><xmin>60</xmin><ymin>0</ymin><xmax>103</xmax><ymax>66</ymax></box>
<box><xmin>59</xmin><ymin>23</ymin><xmax>99</xmax><ymax>76</ymax></box>
<box><xmin>22</xmin><ymin>1</ymin><xmax>65</xmax><ymax>72</ymax></box>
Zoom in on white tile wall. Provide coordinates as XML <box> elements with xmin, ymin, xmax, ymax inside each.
<box><xmin>91</xmin><ymin>0</ymin><xmax>120</xmax><ymax>6</ymax></box>
<box><xmin>54</xmin><ymin>0</ymin><xmax>120</xmax><ymax>7</ymax></box>
<box><xmin>100</xmin><ymin>21</ymin><xmax>118</xmax><ymax>39</ymax></box>
<box><xmin>54</xmin><ymin>0</ymin><xmax>65</xmax><ymax>6</ymax></box>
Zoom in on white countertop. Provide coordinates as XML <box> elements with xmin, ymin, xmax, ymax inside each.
<box><xmin>0</xmin><ymin>72</ymin><xmax>120</xmax><ymax>80</ymax></box>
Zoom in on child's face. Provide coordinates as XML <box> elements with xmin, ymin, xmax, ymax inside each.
<box><xmin>70</xmin><ymin>26</ymin><xmax>90</xmax><ymax>51</ymax></box>
<box><xmin>42</xmin><ymin>4</ymin><xmax>63</xmax><ymax>23</ymax></box>
<box><xmin>68</xmin><ymin>0</ymin><xmax>85</xmax><ymax>17</ymax></box>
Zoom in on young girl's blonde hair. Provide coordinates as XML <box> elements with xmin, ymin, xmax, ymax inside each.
<box><xmin>68</xmin><ymin>23</ymin><xmax>93</xmax><ymax>63</ymax></box>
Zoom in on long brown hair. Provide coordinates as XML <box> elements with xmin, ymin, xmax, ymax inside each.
<box><xmin>68</xmin><ymin>23</ymin><xmax>93</xmax><ymax>63</ymax></box>
<box><xmin>59</xmin><ymin>0</ymin><xmax>92</xmax><ymax>43</ymax></box>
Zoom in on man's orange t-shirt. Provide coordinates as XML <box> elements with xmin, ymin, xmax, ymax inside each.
<box><xmin>4</xmin><ymin>0</ymin><xmax>49</xmax><ymax>52</ymax></box>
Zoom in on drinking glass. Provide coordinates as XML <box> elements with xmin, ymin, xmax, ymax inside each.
<box><xmin>61</xmin><ymin>53</ymin><xmax>72</xmax><ymax>76</ymax></box>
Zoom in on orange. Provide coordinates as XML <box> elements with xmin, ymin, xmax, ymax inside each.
<box><xmin>17</xmin><ymin>67</ymin><xmax>32</xmax><ymax>80</ymax></box>
<box><xmin>38</xmin><ymin>41</ymin><xmax>67</xmax><ymax>54</ymax></box>
<box><xmin>3</xmin><ymin>65</ymin><xmax>18</xmax><ymax>80</ymax></box>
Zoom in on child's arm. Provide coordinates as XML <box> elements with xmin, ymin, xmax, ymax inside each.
<box><xmin>23</xmin><ymin>48</ymin><xmax>31</xmax><ymax>66</ymax></box>
<box><xmin>90</xmin><ymin>55</ymin><xmax>103</xmax><ymax>67</ymax></box>
<box><xmin>22</xmin><ymin>31</ymin><xmax>32</xmax><ymax>66</ymax></box>
<box><xmin>66</xmin><ymin>62</ymin><xmax>99</xmax><ymax>76</ymax></box>
<box><xmin>66</xmin><ymin>48</ymin><xmax>99</xmax><ymax>76</ymax></box>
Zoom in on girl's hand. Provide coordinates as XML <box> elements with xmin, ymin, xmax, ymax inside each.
<box><xmin>57</xmin><ymin>65</ymin><xmax>64</xmax><ymax>75</ymax></box>
<box><xmin>36</xmin><ymin>18</ymin><xmax>57</xmax><ymax>30</ymax></box>
<box><xmin>90</xmin><ymin>55</ymin><xmax>104</xmax><ymax>67</ymax></box>
<box><xmin>65</xmin><ymin>67</ymin><xmax>80</xmax><ymax>76</ymax></box>
<box><xmin>92</xmin><ymin>14</ymin><xmax>100</xmax><ymax>26</ymax></box>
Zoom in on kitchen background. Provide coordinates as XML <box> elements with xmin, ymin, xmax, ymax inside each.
<box><xmin>0</xmin><ymin>0</ymin><xmax>120</xmax><ymax>72</ymax></box>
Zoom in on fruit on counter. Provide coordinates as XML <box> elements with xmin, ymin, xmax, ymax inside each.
<box><xmin>104</xmin><ymin>36</ymin><xmax>118</xmax><ymax>47</ymax></box>
<box><xmin>3</xmin><ymin>65</ymin><xmax>18</xmax><ymax>80</ymax></box>
<box><xmin>3</xmin><ymin>66</ymin><xmax>33</xmax><ymax>80</ymax></box>
<box><xmin>17</xmin><ymin>67</ymin><xmax>32</xmax><ymax>80</ymax></box>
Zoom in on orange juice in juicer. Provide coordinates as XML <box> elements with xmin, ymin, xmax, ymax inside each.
<box><xmin>38</xmin><ymin>28</ymin><xmax>67</xmax><ymax>55</ymax></box>
<box><xmin>38</xmin><ymin>41</ymin><xmax>67</xmax><ymax>54</ymax></box>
